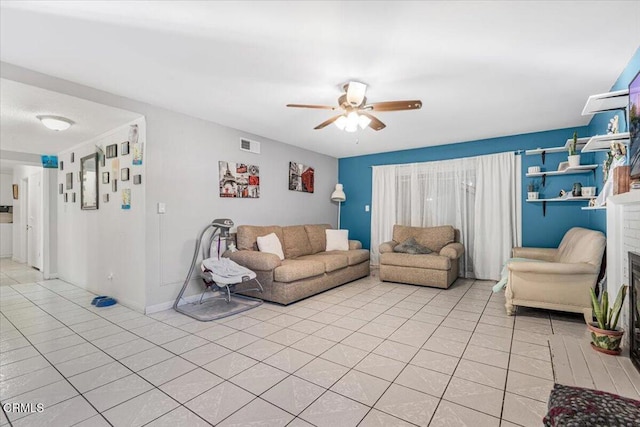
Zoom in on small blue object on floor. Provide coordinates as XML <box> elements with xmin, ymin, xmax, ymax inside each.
<box><xmin>91</xmin><ymin>296</ymin><xmax>109</xmax><ymax>305</ymax></box>
<box><xmin>95</xmin><ymin>297</ymin><xmax>117</xmax><ymax>307</ymax></box>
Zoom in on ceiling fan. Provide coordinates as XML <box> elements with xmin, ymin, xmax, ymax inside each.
<box><xmin>286</xmin><ymin>82</ymin><xmax>422</xmax><ymax>132</ymax></box>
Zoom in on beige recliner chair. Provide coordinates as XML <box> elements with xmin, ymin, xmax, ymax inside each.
<box><xmin>379</xmin><ymin>225</ymin><xmax>464</xmax><ymax>288</ymax></box>
<box><xmin>505</xmin><ymin>227</ymin><xmax>606</xmax><ymax>316</ymax></box>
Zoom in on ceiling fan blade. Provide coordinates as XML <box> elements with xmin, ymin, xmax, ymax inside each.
<box><xmin>286</xmin><ymin>104</ymin><xmax>338</xmax><ymax>110</ymax></box>
<box><xmin>314</xmin><ymin>114</ymin><xmax>343</xmax><ymax>130</ymax></box>
<box><xmin>360</xmin><ymin>112</ymin><xmax>386</xmax><ymax>131</ymax></box>
<box><xmin>346</xmin><ymin>81</ymin><xmax>367</xmax><ymax>107</ymax></box>
<box><xmin>365</xmin><ymin>100</ymin><xmax>422</xmax><ymax>112</ymax></box>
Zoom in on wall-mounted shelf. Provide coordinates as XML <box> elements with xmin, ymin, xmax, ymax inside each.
<box><xmin>581</xmin><ymin>206</ymin><xmax>606</xmax><ymax>211</ymax></box>
<box><xmin>582</xmin><ymin>89</ymin><xmax>629</xmax><ymax>115</ymax></box>
<box><xmin>527</xmin><ymin>196</ymin><xmax>595</xmax><ymax>216</ymax></box>
<box><xmin>526</xmin><ymin>164</ymin><xmax>598</xmax><ymax>186</ymax></box>
<box><xmin>581</xmin><ymin>132</ymin><xmax>630</xmax><ymax>152</ymax></box>
<box><xmin>564</xmin><ymin>137</ymin><xmax>590</xmax><ymax>151</ymax></box>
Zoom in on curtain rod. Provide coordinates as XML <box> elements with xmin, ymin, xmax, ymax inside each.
<box><xmin>367</xmin><ymin>150</ymin><xmax>524</xmax><ymax>167</ymax></box>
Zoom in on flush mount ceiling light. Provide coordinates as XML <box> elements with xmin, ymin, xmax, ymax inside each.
<box><xmin>37</xmin><ymin>115</ymin><xmax>74</xmax><ymax>131</ymax></box>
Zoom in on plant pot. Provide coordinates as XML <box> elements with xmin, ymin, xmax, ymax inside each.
<box><xmin>568</xmin><ymin>154</ymin><xmax>581</xmax><ymax>168</ymax></box>
<box><xmin>587</xmin><ymin>322</ymin><xmax>624</xmax><ymax>355</ymax></box>
<box><xmin>527</xmin><ymin>192</ymin><xmax>539</xmax><ymax>200</ymax></box>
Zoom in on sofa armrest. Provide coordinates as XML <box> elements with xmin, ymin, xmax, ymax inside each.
<box><xmin>229</xmin><ymin>251</ymin><xmax>281</xmax><ymax>271</ymax></box>
<box><xmin>508</xmin><ymin>261</ymin><xmax>597</xmax><ymax>275</ymax></box>
<box><xmin>512</xmin><ymin>247</ymin><xmax>558</xmax><ymax>261</ymax></box>
<box><xmin>379</xmin><ymin>240</ymin><xmax>397</xmax><ymax>254</ymax></box>
<box><xmin>349</xmin><ymin>240</ymin><xmax>362</xmax><ymax>250</ymax></box>
<box><xmin>440</xmin><ymin>242</ymin><xmax>464</xmax><ymax>259</ymax></box>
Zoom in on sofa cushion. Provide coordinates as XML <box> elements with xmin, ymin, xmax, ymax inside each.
<box><xmin>298</xmin><ymin>254</ymin><xmax>348</xmax><ymax>273</ymax></box>
<box><xmin>326</xmin><ymin>229</ymin><xmax>349</xmax><ymax>251</ymax></box>
<box><xmin>274</xmin><ymin>259</ymin><xmax>325</xmax><ymax>282</ymax></box>
<box><xmin>282</xmin><ymin>225</ymin><xmax>313</xmax><ymax>259</ymax></box>
<box><xmin>324</xmin><ymin>249</ymin><xmax>370</xmax><ymax>266</ymax></box>
<box><xmin>257</xmin><ymin>233</ymin><xmax>285</xmax><ymax>260</ymax></box>
<box><xmin>237</xmin><ymin>225</ymin><xmax>284</xmax><ymax>251</ymax></box>
<box><xmin>380</xmin><ymin>252</ymin><xmax>450</xmax><ymax>270</ymax></box>
<box><xmin>557</xmin><ymin>227</ymin><xmax>606</xmax><ymax>267</ymax></box>
<box><xmin>305</xmin><ymin>224</ymin><xmax>332</xmax><ymax>253</ymax></box>
<box><xmin>392</xmin><ymin>225</ymin><xmax>455</xmax><ymax>253</ymax></box>
<box><xmin>394</xmin><ymin>237</ymin><xmax>432</xmax><ymax>254</ymax></box>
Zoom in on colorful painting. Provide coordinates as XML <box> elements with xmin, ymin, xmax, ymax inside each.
<box><xmin>41</xmin><ymin>155</ymin><xmax>58</xmax><ymax>169</ymax></box>
<box><xmin>122</xmin><ymin>188</ymin><xmax>131</xmax><ymax>210</ymax></box>
<box><xmin>130</xmin><ymin>124</ymin><xmax>143</xmax><ymax>165</ymax></box>
<box><xmin>219</xmin><ymin>161</ymin><xmax>260</xmax><ymax>198</ymax></box>
<box><xmin>289</xmin><ymin>162</ymin><xmax>314</xmax><ymax>193</ymax></box>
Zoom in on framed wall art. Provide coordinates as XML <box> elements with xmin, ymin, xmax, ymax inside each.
<box><xmin>133</xmin><ymin>174</ymin><xmax>142</xmax><ymax>185</ymax></box>
<box><xmin>121</xmin><ymin>141</ymin><xmax>130</xmax><ymax>155</ymax></box>
<box><xmin>103</xmin><ymin>194</ymin><xmax>109</xmax><ymax>203</ymax></box>
<box><xmin>121</xmin><ymin>168</ymin><xmax>130</xmax><ymax>181</ymax></box>
<box><xmin>80</xmin><ymin>153</ymin><xmax>98</xmax><ymax>210</ymax></box>
<box><xmin>66</xmin><ymin>172</ymin><xmax>73</xmax><ymax>190</ymax></box>
<box><xmin>289</xmin><ymin>162</ymin><xmax>314</xmax><ymax>193</ymax></box>
<box><xmin>112</xmin><ymin>179</ymin><xmax>117</xmax><ymax>193</ymax></box>
<box><xmin>59</xmin><ymin>183</ymin><xmax>63</xmax><ymax>195</ymax></box>
<box><xmin>219</xmin><ymin>161</ymin><xmax>259</xmax><ymax>198</ymax></box>
<box><xmin>12</xmin><ymin>184</ymin><xmax>18</xmax><ymax>200</ymax></box>
<box><xmin>102</xmin><ymin>172</ymin><xmax>110</xmax><ymax>184</ymax></box>
<box><xmin>106</xmin><ymin>143</ymin><xmax>118</xmax><ymax>159</ymax></box>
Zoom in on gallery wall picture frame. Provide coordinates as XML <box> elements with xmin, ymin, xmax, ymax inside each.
<box><xmin>218</xmin><ymin>161</ymin><xmax>260</xmax><ymax>198</ymax></box>
<box><xmin>103</xmin><ymin>194</ymin><xmax>109</xmax><ymax>203</ymax></box>
<box><xmin>106</xmin><ymin>144</ymin><xmax>118</xmax><ymax>159</ymax></box>
<box><xmin>121</xmin><ymin>168</ymin><xmax>130</xmax><ymax>181</ymax></box>
<box><xmin>12</xmin><ymin>184</ymin><xmax>18</xmax><ymax>200</ymax></box>
<box><xmin>80</xmin><ymin>153</ymin><xmax>99</xmax><ymax>210</ymax></box>
<box><xmin>66</xmin><ymin>172</ymin><xmax>73</xmax><ymax>190</ymax></box>
<box><xmin>72</xmin><ymin>193</ymin><xmax>76</xmax><ymax>203</ymax></box>
<box><xmin>59</xmin><ymin>183</ymin><xmax>63</xmax><ymax>195</ymax></box>
<box><xmin>102</xmin><ymin>172</ymin><xmax>110</xmax><ymax>184</ymax></box>
<box><xmin>121</xmin><ymin>141</ymin><xmax>130</xmax><ymax>156</ymax></box>
<box><xmin>59</xmin><ymin>161</ymin><xmax>64</xmax><ymax>171</ymax></box>
<box><xmin>71</xmin><ymin>152</ymin><xmax>75</xmax><ymax>163</ymax></box>
<box><xmin>133</xmin><ymin>174</ymin><xmax>142</xmax><ymax>185</ymax></box>
<box><xmin>289</xmin><ymin>161</ymin><xmax>315</xmax><ymax>193</ymax></box>
<box><xmin>112</xmin><ymin>179</ymin><xmax>118</xmax><ymax>193</ymax></box>
<box><xmin>64</xmin><ymin>193</ymin><xmax>68</xmax><ymax>203</ymax></box>
<box><xmin>77</xmin><ymin>171</ymin><xmax>81</xmax><ymax>182</ymax></box>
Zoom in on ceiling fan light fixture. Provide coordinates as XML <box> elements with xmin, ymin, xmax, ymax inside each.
<box><xmin>334</xmin><ymin>115</ymin><xmax>348</xmax><ymax>130</ymax></box>
<box><xmin>345</xmin><ymin>111</ymin><xmax>360</xmax><ymax>132</ymax></box>
<box><xmin>358</xmin><ymin>114</ymin><xmax>371</xmax><ymax>129</ymax></box>
<box><xmin>37</xmin><ymin>115</ymin><xmax>74</xmax><ymax>131</ymax></box>
<box><xmin>346</xmin><ymin>81</ymin><xmax>367</xmax><ymax>106</ymax></box>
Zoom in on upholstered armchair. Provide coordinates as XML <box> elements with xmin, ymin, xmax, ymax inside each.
<box><xmin>379</xmin><ymin>225</ymin><xmax>464</xmax><ymax>288</ymax></box>
<box><xmin>505</xmin><ymin>227</ymin><xmax>606</xmax><ymax>316</ymax></box>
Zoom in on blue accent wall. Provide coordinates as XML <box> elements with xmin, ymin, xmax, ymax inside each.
<box><xmin>339</xmin><ymin>126</ymin><xmax>591</xmax><ymax>249</ymax></box>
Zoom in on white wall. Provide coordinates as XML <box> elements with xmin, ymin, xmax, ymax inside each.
<box><xmin>0</xmin><ymin>172</ymin><xmax>12</xmax><ymax>205</ymax></box>
<box><xmin>12</xmin><ymin>165</ymin><xmax>42</xmax><ymax>263</ymax></box>
<box><xmin>57</xmin><ymin>118</ymin><xmax>146</xmax><ymax>311</ymax></box>
<box><xmin>0</xmin><ymin>171</ymin><xmax>13</xmax><ymax>257</ymax></box>
<box><xmin>2</xmin><ymin>63</ymin><xmax>339</xmax><ymax>312</ymax></box>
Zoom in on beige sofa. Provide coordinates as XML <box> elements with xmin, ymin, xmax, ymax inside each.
<box><xmin>228</xmin><ymin>224</ymin><xmax>370</xmax><ymax>305</ymax></box>
<box><xmin>505</xmin><ymin>227</ymin><xmax>606</xmax><ymax>316</ymax></box>
<box><xmin>379</xmin><ymin>225</ymin><xmax>464</xmax><ymax>288</ymax></box>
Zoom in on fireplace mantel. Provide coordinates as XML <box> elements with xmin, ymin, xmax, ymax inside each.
<box><xmin>607</xmin><ymin>190</ymin><xmax>640</xmax><ymax>349</ymax></box>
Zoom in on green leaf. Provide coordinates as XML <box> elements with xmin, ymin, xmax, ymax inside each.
<box><xmin>590</xmin><ymin>288</ymin><xmax>604</xmax><ymax>329</ymax></box>
<box><xmin>610</xmin><ymin>285</ymin><xmax>628</xmax><ymax>330</ymax></box>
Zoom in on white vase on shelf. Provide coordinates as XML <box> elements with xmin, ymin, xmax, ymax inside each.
<box><xmin>568</xmin><ymin>154</ymin><xmax>581</xmax><ymax>168</ymax></box>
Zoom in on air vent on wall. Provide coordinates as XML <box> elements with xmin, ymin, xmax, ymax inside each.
<box><xmin>239</xmin><ymin>138</ymin><xmax>261</xmax><ymax>154</ymax></box>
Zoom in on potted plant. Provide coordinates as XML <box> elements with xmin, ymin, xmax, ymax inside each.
<box><xmin>568</xmin><ymin>131</ymin><xmax>581</xmax><ymax>167</ymax></box>
<box><xmin>527</xmin><ymin>180</ymin><xmax>539</xmax><ymax>200</ymax></box>
<box><xmin>588</xmin><ymin>285</ymin><xmax>628</xmax><ymax>355</ymax></box>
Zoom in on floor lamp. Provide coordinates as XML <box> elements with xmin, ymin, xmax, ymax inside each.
<box><xmin>331</xmin><ymin>183</ymin><xmax>346</xmax><ymax>229</ymax></box>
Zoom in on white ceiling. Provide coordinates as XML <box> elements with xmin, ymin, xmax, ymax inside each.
<box><xmin>1</xmin><ymin>1</ymin><xmax>639</xmax><ymax>158</ymax></box>
<box><xmin>0</xmin><ymin>79</ymin><xmax>142</xmax><ymax>155</ymax></box>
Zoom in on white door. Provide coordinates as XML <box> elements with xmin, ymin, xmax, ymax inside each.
<box><xmin>27</xmin><ymin>172</ymin><xmax>42</xmax><ymax>270</ymax></box>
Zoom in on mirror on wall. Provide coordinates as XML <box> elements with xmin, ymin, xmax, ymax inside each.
<box><xmin>80</xmin><ymin>153</ymin><xmax>98</xmax><ymax>210</ymax></box>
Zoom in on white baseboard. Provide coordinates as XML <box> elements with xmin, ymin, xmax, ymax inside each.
<box><xmin>145</xmin><ymin>293</ymin><xmax>201</xmax><ymax>315</ymax></box>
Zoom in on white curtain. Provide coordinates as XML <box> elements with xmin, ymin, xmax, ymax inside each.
<box><xmin>371</xmin><ymin>152</ymin><xmax>519</xmax><ymax>280</ymax></box>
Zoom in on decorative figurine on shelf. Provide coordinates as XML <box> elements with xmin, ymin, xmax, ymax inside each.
<box><xmin>596</xmin><ymin>142</ymin><xmax>627</xmax><ymax>207</ymax></box>
<box><xmin>607</xmin><ymin>115</ymin><xmax>619</xmax><ymax>135</ymax></box>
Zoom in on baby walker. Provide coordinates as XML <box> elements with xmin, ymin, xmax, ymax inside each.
<box><xmin>173</xmin><ymin>218</ymin><xmax>263</xmax><ymax>321</ymax></box>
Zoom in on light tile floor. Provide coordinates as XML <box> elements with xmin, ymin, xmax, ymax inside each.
<box><xmin>0</xmin><ymin>273</ymin><xmax>633</xmax><ymax>426</ymax></box>
<box><xmin>0</xmin><ymin>260</ymin><xmax>44</xmax><ymax>286</ymax></box>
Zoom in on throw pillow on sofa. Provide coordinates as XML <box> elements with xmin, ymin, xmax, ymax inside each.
<box><xmin>257</xmin><ymin>232</ymin><xmax>285</xmax><ymax>260</ymax></box>
<box><xmin>326</xmin><ymin>229</ymin><xmax>349</xmax><ymax>251</ymax></box>
<box><xmin>394</xmin><ymin>237</ymin><xmax>432</xmax><ymax>254</ymax></box>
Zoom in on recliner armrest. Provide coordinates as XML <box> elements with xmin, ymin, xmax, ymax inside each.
<box><xmin>508</xmin><ymin>261</ymin><xmax>597</xmax><ymax>275</ymax></box>
<box><xmin>379</xmin><ymin>240</ymin><xmax>398</xmax><ymax>254</ymax></box>
<box><xmin>229</xmin><ymin>251</ymin><xmax>281</xmax><ymax>271</ymax></box>
<box><xmin>440</xmin><ymin>242</ymin><xmax>464</xmax><ymax>259</ymax></box>
<box><xmin>349</xmin><ymin>240</ymin><xmax>362</xmax><ymax>250</ymax></box>
<box><xmin>512</xmin><ymin>247</ymin><xmax>558</xmax><ymax>261</ymax></box>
